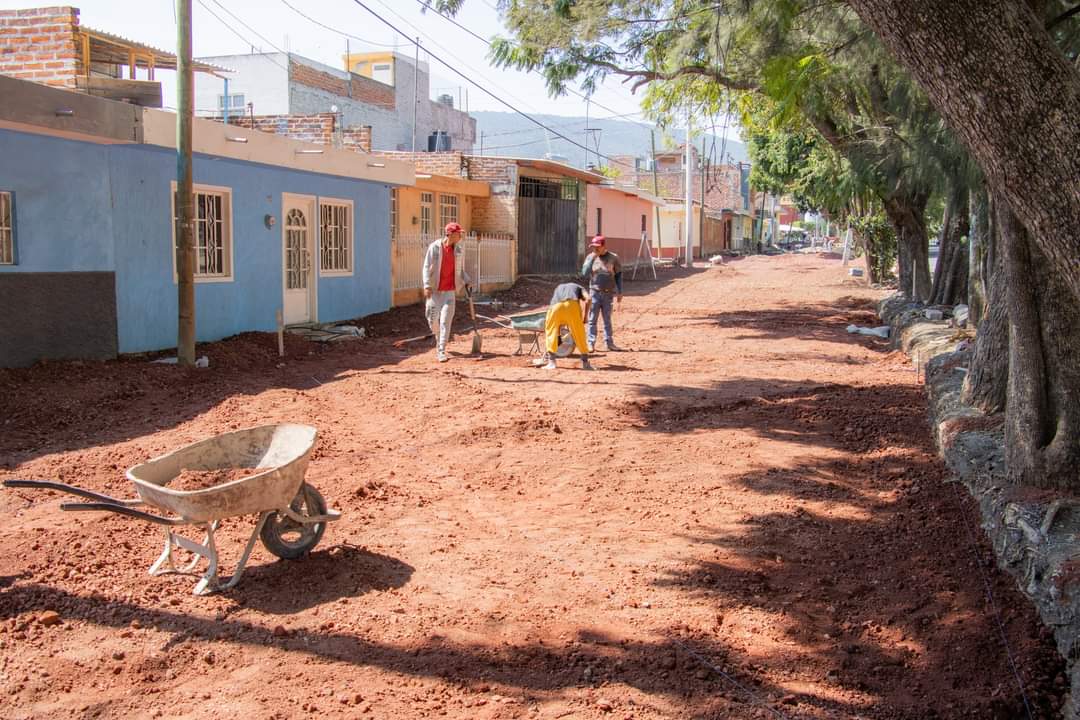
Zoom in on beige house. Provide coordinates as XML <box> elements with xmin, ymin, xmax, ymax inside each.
<box><xmin>389</xmin><ymin>173</ymin><xmax>498</xmax><ymax>306</ymax></box>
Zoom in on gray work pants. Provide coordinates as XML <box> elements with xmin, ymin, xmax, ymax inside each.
<box><xmin>425</xmin><ymin>290</ymin><xmax>456</xmax><ymax>353</ymax></box>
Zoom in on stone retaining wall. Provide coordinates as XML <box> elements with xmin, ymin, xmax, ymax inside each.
<box><xmin>879</xmin><ymin>293</ymin><xmax>1080</xmax><ymax>719</ymax></box>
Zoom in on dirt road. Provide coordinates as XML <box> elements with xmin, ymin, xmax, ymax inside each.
<box><xmin>0</xmin><ymin>254</ymin><xmax>1063</xmax><ymax>719</ymax></box>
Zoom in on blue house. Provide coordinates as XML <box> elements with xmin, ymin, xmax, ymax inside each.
<box><xmin>0</xmin><ymin>76</ymin><xmax>414</xmax><ymax>367</ymax></box>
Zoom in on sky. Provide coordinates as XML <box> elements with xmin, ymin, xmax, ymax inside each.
<box><xmin>0</xmin><ymin>0</ymin><xmax>648</xmax><ymax>120</ymax></box>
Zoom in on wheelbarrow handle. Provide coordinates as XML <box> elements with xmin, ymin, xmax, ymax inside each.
<box><xmin>60</xmin><ymin>502</ymin><xmax>185</xmax><ymax>526</ymax></box>
<box><xmin>3</xmin><ymin>479</ymin><xmax>129</xmax><ymax>505</ymax></box>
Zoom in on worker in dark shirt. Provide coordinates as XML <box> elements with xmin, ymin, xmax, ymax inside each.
<box><xmin>541</xmin><ymin>282</ymin><xmax>593</xmax><ymax>371</ymax></box>
<box><xmin>581</xmin><ymin>235</ymin><xmax>623</xmax><ymax>351</ymax></box>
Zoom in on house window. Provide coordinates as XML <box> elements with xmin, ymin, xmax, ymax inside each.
<box><xmin>596</xmin><ymin>207</ymin><xmax>602</xmax><ymax>235</ymax></box>
<box><xmin>0</xmin><ymin>191</ymin><xmax>13</xmax><ymax>265</ymax></box>
<box><xmin>420</xmin><ymin>192</ymin><xmax>433</xmax><ymax>237</ymax></box>
<box><xmin>319</xmin><ymin>199</ymin><xmax>353</xmax><ymax>274</ymax></box>
<box><xmin>372</xmin><ymin>63</ymin><xmax>392</xmax><ymax>84</ymax></box>
<box><xmin>439</xmin><ymin>193</ymin><xmax>459</xmax><ymax>230</ymax></box>
<box><xmin>641</xmin><ymin>214</ymin><xmax>647</xmax><ymax>233</ymax></box>
<box><xmin>171</xmin><ymin>183</ymin><xmax>233</xmax><ymax>281</ymax></box>
<box><xmin>217</xmin><ymin>93</ymin><xmax>245</xmax><ymax>111</ymax></box>
<box><xmin>390</xmin><ymin>188</ymin><xmax>398</xmax><ymax>240</ymax></box>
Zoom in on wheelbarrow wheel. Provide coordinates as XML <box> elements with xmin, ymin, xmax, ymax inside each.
<box><xmin>260</xmin><ymin>483</ymin><xmax>328</xmax><ymax>560</ymax></box>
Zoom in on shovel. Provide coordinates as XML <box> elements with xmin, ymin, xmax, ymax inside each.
<box><xmin>465</xmin><ymin>285</ymin><xmax>482</xmax><ymax>355</ymax></box>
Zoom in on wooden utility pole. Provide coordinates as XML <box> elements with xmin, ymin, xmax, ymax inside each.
<box><xmin>176</xmin><ymin>0</ymin><xmax>196</xmax><ymax>366</ymax></box>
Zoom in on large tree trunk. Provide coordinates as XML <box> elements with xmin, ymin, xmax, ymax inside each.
<box><xmin>884</xmin><ymin>191</ymin><xmax>932</xmax><ymax>301</ymax></box>
<box><xmin>967</xmin><ymin>186</ymin><xmax>990</xmax><ymax>325</ymax></box>
<box><xmin>999</xmin><ymin>204</ymin><xmax>1080</xmax><ymax>488</ymax></box>
<box><xmin>931</xmin><ymin>189</ymin><xmax>970</xmax><ymax>306</ymax></box>
<box><xmin>961</xmin><ymin>195</ymin><xmax>1007</xmax><ymax>413</ymax></box>
<box><xmin>846</xmin><ymin>0</ymin><xmax>1080</xmax><ymax>308</ymax></box>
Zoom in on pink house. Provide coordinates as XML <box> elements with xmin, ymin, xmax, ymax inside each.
<box><xmin>586</xmin><ymin>184</ymin><xmax>663</xmax><ymax>263</ymax></box>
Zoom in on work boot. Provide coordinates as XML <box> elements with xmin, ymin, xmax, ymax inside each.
<box><xmin>437</xmin><ymin>351</ymin><xmax>448</xmax><ymax>363</ymax></box>
<box><xmin>605</xmin><ymin>341</ymin><xmax>622</xmax><ymax>352</ymax></box>
<box><xmin>581</xmin><ymin>358</ymin><xmax>594</xmax><ymax>371</ymax></box>
<box><xmin>542</xmin><ymin>358</ymin><xmax>557</xmax><ymax>370</ymax></box>
<box><xmin>587</xmin><ymin>343</ymin><xmax>596</xmax><ymax>353</ymax></box>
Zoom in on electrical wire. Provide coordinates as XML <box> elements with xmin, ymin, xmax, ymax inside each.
<box><xmin>369</xmin><ymin>0</ymin><xmax>550</xmax><ymax>118</ymax></box>
<box><xmin>413</xmin><ymin>0</ymin><xmax>632</xmax><ymax>119</ymax></box>
<box><xmin>206</xmin><ymin>0</ymin><xmax>287</xmax><ymax>55</ymax></box>
<box><xmin>278</xmin><ymin>0</ymin><xmax>400</xmax><ymax>48</ymax></box>
<box><xmin>350</xmin><ymin>0</ymin><xmax>623</xmax><ymax>165</ymax></box>
<box><xmin>195</xmin><ymin>0</ymin><xmax>289</xmax><ymax>71</ymax></box>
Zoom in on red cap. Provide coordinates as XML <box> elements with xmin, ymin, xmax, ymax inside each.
<box><xmin>589</xmin><ymin>235</ymin><xmax>605</xmax><ymax>247</ymax></box>
<box><xmin>444</xmin><ymin>222</ymin><xmax>463</xmax><ymax>235</ymax></box>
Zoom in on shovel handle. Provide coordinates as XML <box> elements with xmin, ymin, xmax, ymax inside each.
<box><xmin>3</xmin><ymin>479</ymin><xmax>128</xmax><ymax>505</ymax></box>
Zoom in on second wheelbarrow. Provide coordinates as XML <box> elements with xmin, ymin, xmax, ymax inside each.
<box><xmin>3</xmin><ymin>423</ymin><xmax>340</xmax><ymax>595</ymax></box>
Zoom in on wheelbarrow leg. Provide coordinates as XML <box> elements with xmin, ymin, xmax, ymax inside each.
<box><xmin>150</xmin><ymin>522</ymin><xmax>218</xmax><ymax>578</ymax></box>
<box><xmin>205</xmin><ymin>512</ymin><xmax>271</xmax><ymax>595</ymax></box>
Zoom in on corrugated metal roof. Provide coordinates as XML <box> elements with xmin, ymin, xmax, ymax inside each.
<box><xmin>80</xmin><ymin>26</ymin><xmax>231</xmax><ymax>75</ymax></box>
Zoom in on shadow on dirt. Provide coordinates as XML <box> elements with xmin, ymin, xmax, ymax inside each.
<box><xmin>0</xmin><ymin>580</ymin><xmax>880</xmax><ymax>718</ymax></box>
<box><xmin>627</xmin><ymin>377</ymin><xmax>930</xmax><ymax>455</ymax></box>
<box><xmin>223</xmin><ymin>545</ymin><xmax>414</xmax><ymax>615</ymax></box>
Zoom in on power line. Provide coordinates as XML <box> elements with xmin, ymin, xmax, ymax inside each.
<box><xmin>369</xmin><ymin>0</ymin><xmax>550</xmax><ymax>118</ymax></box>
<box><xmin>351</xmin><ymin>0</ymin><xmax>622</xmax><ymax>165</ymax></box>
<box><xmin>414</xmin><ymin>0</ymin><xmax>632</xmax><ymax>119</ymax></box>
<box><xmin>278</xmin><ymin>0</ymin><xmax>399</xmax><ymax>48</ymax></box>
<box><xmin>195</xmin><ymin>0</ymin><xmax>289</xmax><ymax>71</ymax></box>
<box><xmin>207</xmin><ymin>0</ymin><xmax>286</xmax><ymax>55</ymax></box>
<box><xmin>479</xmin><ymin>109</ymin><xmax>646</xmax><ymax>139</ymax></box>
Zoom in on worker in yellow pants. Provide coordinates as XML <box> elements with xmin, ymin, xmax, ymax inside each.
<box><xmin>541</xmin><ymin>282</ymin><xmax>593</xmax><ymax>371</ymax></box>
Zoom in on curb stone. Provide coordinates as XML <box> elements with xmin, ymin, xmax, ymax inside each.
<box><xmin>879</xmin><ymin>292</ymin><xmax>1080</xmax><ymax>719</ymax></box>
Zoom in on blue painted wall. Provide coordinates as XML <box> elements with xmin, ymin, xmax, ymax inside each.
<box><xmin>0</xmin><ymin>128</ymin><xmax>393</xmax><ymax>355</ymax></box>
<box><xmin>0</xmin><ymin>129</ymin><xmax>115</xmax><ymax>272</ymax></box>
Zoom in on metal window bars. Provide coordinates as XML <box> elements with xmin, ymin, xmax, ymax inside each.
<box><xmin>319</xmin><ymin>203</ymin><xmax>350</xmax><ymax>272</ymax></box>
<box><xmin>285</xmin><ymin>208</ymin><xmax>309</xmax><ymax>290</ymax></box>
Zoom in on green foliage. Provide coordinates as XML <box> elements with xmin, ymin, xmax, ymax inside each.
<box><xmin>850</xmin><ymin>212</ymin><xmax>897</xmax><ymax>281</ymax></box>
<box><xmin>594</xmin><ymin>165</ymin><xmax>622</xmax><ymax>179</ymax></box>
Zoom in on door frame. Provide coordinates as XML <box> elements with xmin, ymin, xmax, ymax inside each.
<box><xmin>281</xmin><ymin>192</ymin><xmax>318</xmax><ymax>325</ymax></box>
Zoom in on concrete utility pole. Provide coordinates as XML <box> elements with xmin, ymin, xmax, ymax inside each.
<box><xmin>650</xmin><ymin>130</ymin><xmax>663</xmax><ymax>257</ymax></box>
<box><xmin>699</xmin><ymin>134</ymin><xmax>707</xmax><ymax>257</ymax></box>
<box><xmin>176</xmin><ymin>0</ymin><xmax>196</xmax><ymax>366</ymax></box>
<box><xmin>684</xmin><ymin>114</ymin><xmax>693</xmax><ymax>266</ymax></box>
<box><xmin>411</xmin><ymin>38</ymin><xmax>419</xmax><ymax>153</ymax></box>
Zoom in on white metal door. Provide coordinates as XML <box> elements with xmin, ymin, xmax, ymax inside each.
<box><xmin>282</xmin><ymin>195</ymin><xmax>316</xmax><ymax>325</ymax></box>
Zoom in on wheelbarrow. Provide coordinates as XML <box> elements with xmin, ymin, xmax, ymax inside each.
<box><xmin>476</xmin><ymin>307</ymin><xmax>576</xmax><ymax>357</ymax></box>
<box><xmin>3</xmin><ymin>423</ymin><xmax>339</xmax><ymax>595</ymax></box>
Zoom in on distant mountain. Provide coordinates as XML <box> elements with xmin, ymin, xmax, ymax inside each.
<box><xmin>469</xmin><ymin>111</ymin><xmax>747</xmax><ymax>169</ymax></box>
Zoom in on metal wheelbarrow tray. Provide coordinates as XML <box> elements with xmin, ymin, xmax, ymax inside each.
<box><xmin>3</xmin><ymin>423</ymin><xmax>340</xmax><ymax>595</ymax></box>
<box><xmin>476</xmin><ymin>307</ymin><xmax>575</xmax><ymax>357</ymax></box>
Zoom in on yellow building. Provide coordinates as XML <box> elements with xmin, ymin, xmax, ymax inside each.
<box><xmin>344</xmin><ymin>51</ymin><xmax>396</xmax><ymax>86</ymax></box>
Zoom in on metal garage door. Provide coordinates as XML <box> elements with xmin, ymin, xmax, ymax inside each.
<box><xmin>516</xmin><ymin>177</ymin><xmax>579</xmax><ymax>275</ymax></box>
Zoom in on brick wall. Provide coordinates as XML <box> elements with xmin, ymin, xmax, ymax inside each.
<box><xmin>220</xmin><ymin>113</ymin><xmax>336</xmax><ymax>145</ymax></box>
<box><xmin>372</xmin><ymin>150</ymin><xmax>466</xmax><ymax>177</ymax></box>
<box><xmin>214</xmin><ymin>114</ymin><xmax>374</xmax><ymax>154</ymax></box>
<box><xmin>342</xmin><ymin>125</ymin><xmax>371</xmax><ymax>153</ymax></box>
<box><xmin>289</xmin><ymin>59</ymin><xmax>395</xmax><ymax>110</ymax></box>
<box><xmin>465</xmin><ymin>157</ymin><xmax>517</xmax><ymax>237</ymax></box>
<box><xmin>0</xmin><ymin>6</ymin><xmax>81</xmax><ymax>88</ymax></box>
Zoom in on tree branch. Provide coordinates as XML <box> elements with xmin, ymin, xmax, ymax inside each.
<box><xmin>1047</xmin><ymin>3</ymin><xmax>1080</xmax><ymax>30</ymax></box>
<box><xmin>588</xmin><ymin>58</ymin><xmax>758</xmax><ymax>92</ymax></box>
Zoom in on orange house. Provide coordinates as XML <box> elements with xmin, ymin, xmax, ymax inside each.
<box><xmin>586</xmin><ymin>184</ymin><xmax>663</xmax><ymax>264</ymax></box>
